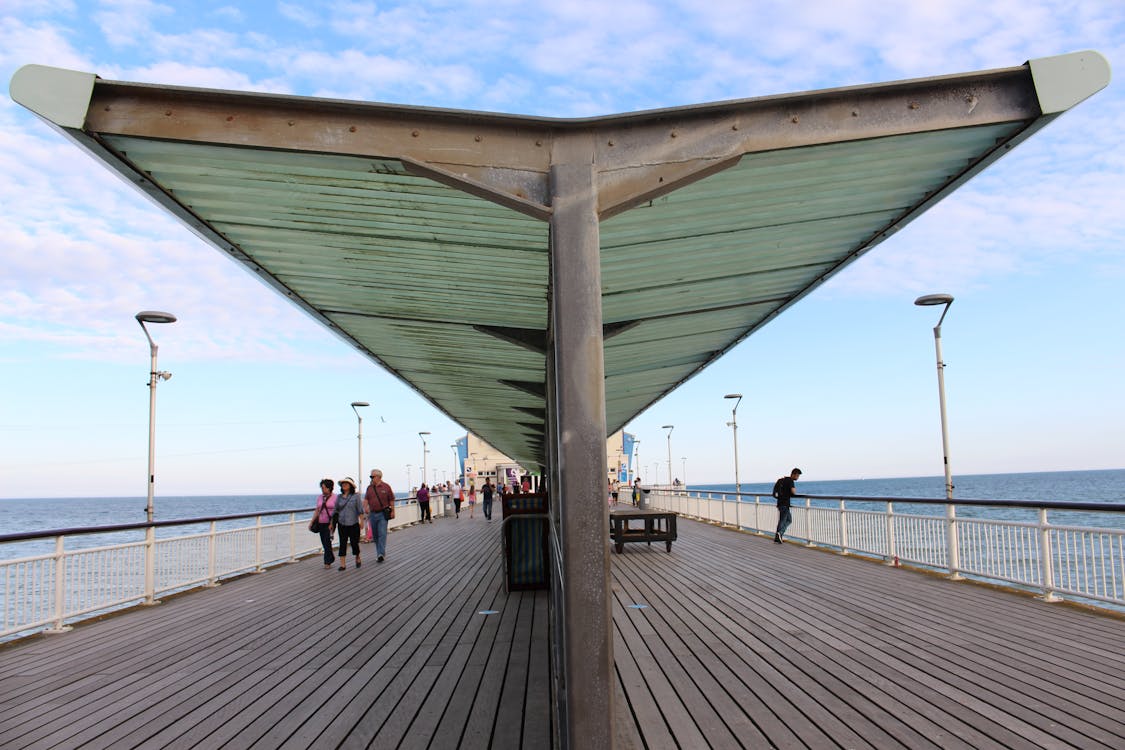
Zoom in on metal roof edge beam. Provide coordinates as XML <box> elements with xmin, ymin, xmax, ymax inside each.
<box><xmin>473</xmin><ymin>324</ymin><xmax>548</xmax><ymax>354</ymax></box>
<box><xmin>1028</xmin><ymin>50</ymin><xmax>1111</xmax><ymax>114</ymax></box>
<box><xmin>599</xmin><ymin>154</ymin><xmax>743</xmax><ymax>220</ymax></box>
<box><xmin>402</xmin><ymin>158</ymin><xmax>551</xmax><ymax>220</ymax></box>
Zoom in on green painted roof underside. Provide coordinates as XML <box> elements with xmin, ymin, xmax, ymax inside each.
<box><xmin>105</xmin><ymin>121</ymin><xmax>1020</xmax><ymax>469</ymax></box>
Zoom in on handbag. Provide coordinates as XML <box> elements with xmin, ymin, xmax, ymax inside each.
<box><xmin>309</xmin><ymin>498</ymin><xmax>326</xmax><ymax>533</ymax></box>
<box><xmin>382</xmin><ymin>505</ymin><xmax>394</xmax><ymax>521</ymax></box>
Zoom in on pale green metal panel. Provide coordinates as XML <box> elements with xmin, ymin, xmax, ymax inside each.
<box><xmin>100</xmin><ymin>121</ymin><xmax>1039</xmax><ymax>457</ymax></box>
<box><xmin>599</xmin><ymin>124</ymin><xmax>1026</xmax><ymax>430</ymax></box>
<box><xmin>104</xmin><ymin>135</ymin><xmax>550</xmax><ymax>467</ymax></box>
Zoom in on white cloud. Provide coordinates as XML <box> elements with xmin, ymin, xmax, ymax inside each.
<box><xmin>92</xmin><ymin>0</ymin><xmax>174</xmax><ymax>48</ymax></box>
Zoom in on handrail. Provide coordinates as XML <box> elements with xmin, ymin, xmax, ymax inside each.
<box><xmin>0</xmin><ymin>507</ymin><xmax>313</xmax><ymax>544</ymax></box>
<box><xmin>645</xmin><ymin>487</ymin><xmax>1125</xmax><ymax>612</ymax></box>
<box><xmin>653</xmin><ymin>486</ymin><xmax>1125</xmax><ymax>513</ymax></box>
<box><xmin>0</xmin><ymin>493</ymin><xmax>441</xmax><ymax>545</ymax></box>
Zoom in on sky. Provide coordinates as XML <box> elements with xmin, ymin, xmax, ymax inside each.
<box><xmin>1</xmin><ymin>0</ymin><xmax>1123</xmax><ymax>500</ymax></box>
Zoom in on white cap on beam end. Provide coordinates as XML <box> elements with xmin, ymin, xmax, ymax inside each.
<box><xmin>1028</xmin><ymin>50</ymin><xmax>1111</xmax><ymax>115</ymax></box>
<box><xmin>9</xmin><ymin>64</ymin><xmax>97</xmax><ymax>129</ymax></box>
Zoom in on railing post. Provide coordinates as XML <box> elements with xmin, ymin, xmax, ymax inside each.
<box><xmin>734</xmin><ymin>493</ymin><xmax>741</xmax><ymax>530</ymax></box>
<box><xmin>945</xmin><ymin>503</ymin><xmax>963</xmax><ymax>580</ymax></box>
<box><xmin>839</xmin><ymin>499</ymin><xmax>849</xmax><ymax>555</ymax></box>
<box><xmin>1038</xmin><ymin>508</ymin><xmax>1059</xmax><ymax>602</ymax></box>
<box><xmin>754</xmin><ymin>495</ymin><xmax>761</xmax><ymax>535</ymax></box>
<box><xmin>206</xmin><ymin>520</ymin><xmax>220</xmax><ymax>587</ymax></box>
<box><xmin>144</xmin><ymin>525</ymin><xmax>158</xmax><ymax>605</ymax></box>
<box><xmin>288</xmin><ymin>512</ymin><xmax>297</xmax><ymax>563</ymax></box>
<box><xmin>254</xmin><ymin>515</ymin><xmax>264</xmax><ymax>573</ymax></box>
<box><xmin>804</xmin><ymin>498</ymin><xmax>814</xmax><ymax>547</ymax></box>
<box><xmin>47</xmin><ymin>535</ymin><xmax>72</xmax><ymax>633</ymax></box>
<box><xmin>885</xmin><ymin>501</ymin><xmax>899</xmax><ymax>566</ymax></box>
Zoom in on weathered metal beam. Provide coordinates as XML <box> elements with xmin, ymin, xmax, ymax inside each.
<box><xmin>549</xmin><ymin>132</ymin><xmax>613</xmax><ymax>749</ymax></box>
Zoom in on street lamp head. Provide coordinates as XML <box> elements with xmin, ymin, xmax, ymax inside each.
<box><xmin>418</xmin><ymin>431</ymin><xmax>431</xmax><ymax>436</ymax></box>
<box><xmin>914</xmin><ymin>294</ymin><xmax>954</xmax><ymax>307</ymax></box>
<box><xmin>135</xmin><ymin>311</ymin><xmax>177</xmax><ymax>325</ymax></box>
<box><xmin>351</xmin><ymin>401</ymin><xmax>369</xmax><ymax>407</ymax></box>
<box><xmin>662</xmin><ymin>424</ymin><xmax>674</xmax><ymax>430</ymax></box>
<box><xmin>723</xmin><ymin>393</ymin><xmax>742</xmax><ymax>400</ymax></box>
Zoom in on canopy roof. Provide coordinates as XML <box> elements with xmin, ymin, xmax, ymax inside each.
<box><xmin>11</xmin><ymin>52</ymin><xmax>1109</xmax><ymax>470</ymax></box>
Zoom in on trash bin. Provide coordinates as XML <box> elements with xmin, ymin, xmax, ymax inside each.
<box><xmin>501</xmin><ymin>492</ymin><xmax>549</xmax><ymax>591</ymax></box>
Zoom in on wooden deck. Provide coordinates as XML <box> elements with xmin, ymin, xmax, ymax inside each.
<box><xmin>2</xmin><ymin>510</ymin><xmax>1124</xmax><ymax>748</ymax></box>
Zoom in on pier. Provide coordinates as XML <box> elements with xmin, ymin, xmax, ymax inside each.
<box><xmin>2</xmin><ymin>512</ymin><xmax>1122</xmax><ymax>748</ymax></box>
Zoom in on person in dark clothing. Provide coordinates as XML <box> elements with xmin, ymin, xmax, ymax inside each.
<box><xmin>772</xmin><ymin>468</ymin><xmax>802</xmax><ymax>543</ymax></box>
<box><xmin>481</xmin><ymin>480</ymin><xmax>494</xmax><ymax>521</ymax></box>
<box><xmin>417</xmin><ymin>483</ymin><xmax>432</xmax><ymax>523</ymax></box>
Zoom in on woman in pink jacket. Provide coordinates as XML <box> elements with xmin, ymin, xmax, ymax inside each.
<box><xmin>311</xmin><ymin>478</ymin><xmax>337</xmax><ymax>569</ymax></box>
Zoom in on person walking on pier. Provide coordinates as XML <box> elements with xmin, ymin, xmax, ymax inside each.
<box><xmin>772</xmin><ymin>468</ymin><xmax>802</xmax><ymax>543</ymax></box>
<box><xmin>467</xmin><ymin>482</ymin><xmax>477</xmax><ymax>519</ymax></box>
<box><xmin>481</xmin><ymin>479</ymin><xmax>494</xmax><ymax>521</ymax></box>
<box><xmin>312</xmin><ymin>478</ymin><xmax>337</xmax><ymax>569</ymax></box>
<box><xmin>334</xmin><ymin>478</ymin><xmax>363</xmax><ymax>569</ymax></box>
<box><xmin>453</xmin><ymin>481</ymin><xmax>463</xmax><ymax>517</ymax></box>
<box><xmin>417</xmin><ymin>482</ymin><xmax>432</xmax><ymax>523</ymax></box>
<box><xmin>365</xmin><ymin>469</ymin><xmax>396</xmax><ymax>562</ymax></box>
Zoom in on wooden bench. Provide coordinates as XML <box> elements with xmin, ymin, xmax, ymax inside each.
<box><xmin>610</xmin><ymin>509</ymin><xmax>677</xmax><ymax>554</ymax></box>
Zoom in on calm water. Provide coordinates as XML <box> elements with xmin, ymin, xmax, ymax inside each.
<box><xmin>692</xmin><ymin>468</ymin><xmax>1125</xmax><ymax>505</ymax></box>
<box><xmin>2</xmin><ymin>470</ymin><xmax>1123</xmax><ymax>559</ymax></box>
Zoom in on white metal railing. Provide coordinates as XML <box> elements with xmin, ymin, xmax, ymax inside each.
<box><xmin>644</xmin><ymin>488</ymin><xmax>1125</xmax><ymax>611</ymax></box>
<box><xmin>1</xmin><ymin>494</ymin><xmax>450</xmax><ymax>641</ymax></box>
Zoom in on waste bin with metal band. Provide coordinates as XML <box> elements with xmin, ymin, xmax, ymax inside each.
<box><xmin>501</xmin><ymin>493</ymin><xmax>549</xmax><ymax>591</ymax></box>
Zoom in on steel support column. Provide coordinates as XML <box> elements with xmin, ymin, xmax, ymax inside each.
<box><xmin>547</xmin><ymin>132</ymin><xmax>613</xmax><ymax>749</ymax></box>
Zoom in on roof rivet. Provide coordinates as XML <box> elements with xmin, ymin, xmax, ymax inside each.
<box><xmin>851</xmin><ymin>110</ymin><xmax>859</xmax><ymax>117</ymax></box>
<box><xmin>791</xmin><ymin>115</ymin><xmax>799</xmax><ymax>123</ymax></box>
<box><xmin>909</xmin><ymin>102</ymin><xmax>920</xmax><ymax>110</ymax></box>
<box><xmin>670</xmin><ymin>131</ymin><xmax>677</xmax><ymax>138</ymax></box>
<box><xmin>535</xmin><ymin>139</ymin><xmax>543</xmax><ymax>146</ymax></box>
<box><xmin>607</xmin><ymin>140</ymin><xmax>614</xmax><ymax>147</ymax></box>
<box><xmin>103</xmin><ymin>106</ymin><xmax>111</xmax><ymax>111</ymax></box>
<box><xmin>475</xmin><ymin>135</ymin><xmax>482</xmax><ymax>142</ymax></box>
<box><xmin>288</xmin><ymin>120</ymin><xmax>295</xmax><ymax>126</ymax></box>
<box><xmin>731</xmin><ymin>124</ymin><xmax>739</xmax><ymax>131</ymax></box>
<box><xmin>412</xmin><ymin>130</ymin><xmax>420</xmax><ymax>137</ymax></box>
<box><xmin>164</xmin><ymin>110</ymin><xmax>172</xmax><ymax>116</ymax></box>
<box><xmin>350</xmin><ymin>125</ymin><xmax>357</xmax><ymax>132</ymax></box>
<box><xmin>226</xmin><ymin>115</ymin><xmax>234</xmax><ymax>121</ymax></box>
<box><xmin>658</xmin><ymin>176</ymin><xmax>664</xmax><ymax>183</ymax></box>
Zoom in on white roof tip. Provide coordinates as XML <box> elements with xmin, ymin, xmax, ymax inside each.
<box><xmin>1028</xmin><ymin>50</ymin><xmax>1111</xmax><ymax>115</ymax></box>
<box><xmin>10</xmin><ymin>64</ymin><xmax>97</xmax><ymax>129</ymax></box>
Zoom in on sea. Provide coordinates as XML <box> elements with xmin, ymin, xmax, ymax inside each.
<box><xmin>1</xmin><ymin>469</ymin><xmax>1123</xmax><ymax>559</ymax></box>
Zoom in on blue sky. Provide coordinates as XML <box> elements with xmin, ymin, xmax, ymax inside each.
<box><xmin>2</xmin><ymin>1</ymin><xmax>1123</xmax><ymax>499</ymax></box>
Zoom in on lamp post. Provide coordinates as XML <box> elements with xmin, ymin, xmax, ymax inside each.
<box><xmin>418</xmin><ymin>431</ymin><xmax>430</xmax><ymax>488</ymax></box>
<box><xmin>136</xmin><ymin>311</ymin><xmax>176</xmax><ymax>523</ymax></box>
<box><xmin>406</xmin><ymin>464</ymin><xmax>412</xmax><ymax>489</ymax></box>
<box><xmin>351</xmin><ymin>402</ymin><xmax>369</xmax><ymax>491</ymax></box>
<box><xmin>724</xmin><ymin>394</ymin><xmax>742</xmax><ymax>497</ymax></box>
<box><xmin>633</xmin><ymin>440</ymin><xmax>640</xmax><ymax>483</ymax></box>
<box><xmin>682</xmin><ymin>457</ymin><xmax>687</xmax><ymax>487</ymax></box>
<box><xmin>451</xmin><ymin>444</ymin><xmax>459</xmax><ymax>486</ymax></box>
<box><xmin>914</xmin><ymin>294</ymin><xmax>955</xmax><ymax>500</ymax></box>
<box><xmin>661</xmin><ymin>425</ymin><xmax>674</xmax><ymax>487</ymax></box>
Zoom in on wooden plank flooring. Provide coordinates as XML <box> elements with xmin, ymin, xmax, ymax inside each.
<box><xmin>0</xmin><ymin>514</ymin><xmax>549</xmax><ymax>749</ymax></box>
<box><xmin>2</xmin><ymin>509</ymin><xmax>1124</xmax><ymax>748</ymax></box>
<box><xmin>610</xmin><ymin>513</ymin><xmax>1125</xmax><ymax>749</ymax></box>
